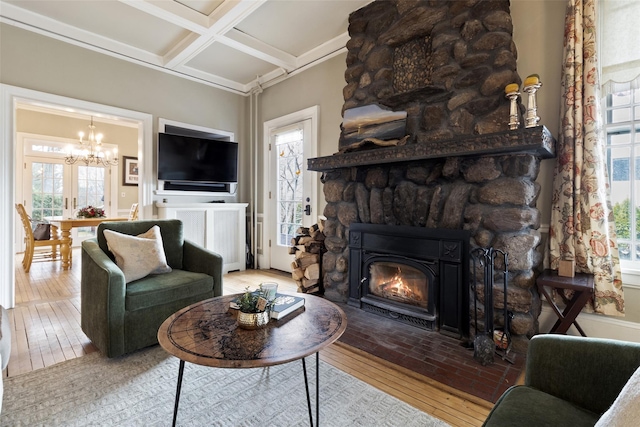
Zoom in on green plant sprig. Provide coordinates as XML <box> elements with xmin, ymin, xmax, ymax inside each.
<box><xmin>236</xmin><ymin>285</ymin><xmax>274</xmax><ymax>313</ymax></box>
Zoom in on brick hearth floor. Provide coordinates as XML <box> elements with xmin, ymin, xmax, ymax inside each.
<box><xmin>336</xmin><ymin>302</ymin><xmax>525</xmax><ymax>403</ymax></box>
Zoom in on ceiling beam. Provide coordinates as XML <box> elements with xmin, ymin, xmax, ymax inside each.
<box><xmin>163</xmin><ymin>0</ymin><xmax>268</xmax><ymax>69</ymax></box>
<box><xmin>117</xmin><ymin>0</ymin><xmax>209</xmax><ymax>33</ymax></box>
<box><xmin>297</xmin><ymin>32</ymin><xmax>351</xmax><ymax>70</ymax></box>
<box><xmin>218</xmin><ymin>29</ymin><xmax>297</xmax><ymax>71</ymax></box>
<box><xmin>174</xmin><ymin>64</ymin><xmax>248</xmax><ymax>94</ymax></box>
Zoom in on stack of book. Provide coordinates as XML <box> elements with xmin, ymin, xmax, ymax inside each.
<box><xmin>269</xmin><ymin>294</ymin><xmax>305</xmax><ymax>320</ymax></box>
<box><xmin>230</xmin><ymin>293</ymin><xmax>305</xmax><ymax>320</ymax></box>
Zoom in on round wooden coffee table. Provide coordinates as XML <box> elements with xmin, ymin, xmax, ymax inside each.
<box><xmin>158</xmin><ymin>292</ymin><xmax>347</xmax><ymax>426</ymax></box>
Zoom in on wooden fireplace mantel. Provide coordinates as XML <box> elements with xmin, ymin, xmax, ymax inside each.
<box><xmin>307</xmin><ymin>125</ymin><xmax>556</xmax><ymax>172</ymax></box>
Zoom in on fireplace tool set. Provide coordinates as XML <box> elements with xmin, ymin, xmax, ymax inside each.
<box><xmin>471</xmin><ymin>247</ymin><xmax>515</xmax><ymax>365</ymax></box>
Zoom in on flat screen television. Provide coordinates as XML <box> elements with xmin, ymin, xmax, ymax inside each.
<box><xmin>157</xmin><ymin>133</ymin><xmax>238</xmax><ymax>184</ymax></box>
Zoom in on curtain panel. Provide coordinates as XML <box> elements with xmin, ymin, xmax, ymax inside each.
<box><xmin>549</xmin><ymin>0</ymin><xmax>624</xmax><ymax>316</ymax></box>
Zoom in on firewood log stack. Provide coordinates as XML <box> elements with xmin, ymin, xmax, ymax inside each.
<box><xmin>289</xmin><ymin>220</ymin><xmax>325</xmax><ymax>295</ymax></box>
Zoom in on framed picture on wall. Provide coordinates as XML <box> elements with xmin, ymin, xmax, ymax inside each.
<box><xmin>123</xmin><ymin>156</ymin><xmax>139</xmax><ymax>186</ymax></box>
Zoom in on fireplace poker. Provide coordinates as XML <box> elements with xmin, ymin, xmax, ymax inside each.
<box><xmin>495</xmin><ymin>251</ymin><xmax>516</xmax><ymax>364</ymax></box>
<box><xmin>472</xmin><ymin>253</ymin><xmax>479</xmax><ymax>338</ymax></box>
<box><xmin>470</xmin><ymin>247</ymin><xmax>495</xmax><ymax>366</ymax></box>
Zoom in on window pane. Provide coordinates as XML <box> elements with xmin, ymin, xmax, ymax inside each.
<box><xmin>44</xmin><ymin>178</ymin><xmax>54</xmax><ymax>192</ymax></box>
<box><xmin>613</xmin><ymin>198</ymin><xmax>632</xmax><ymax>239</ymax></box>
<box><xmin>619</xmin><ymin>243</ymin><xmax>631</xmax><ymax>260</ymax></box>
<box><xmin>612</xmin><ymin>158</ymin><xmax>629</xmax><ymax>181</ymax></box>
<box><xmin>609</xmin><ymin>129</ymin><xmax>631</xmax><ymax>145</ymax></box>
<box><xmin>610</xmin><ymin>146</ymin><xmax>631</xmax><ymax>179</ymax></box>
<box><xmin>612</xmin><ymin>108</ymin><xmax>631</xmax><ymax>123</ymax></box>
<box><xmin>612</xmin><ymin>92</ymin><xmax>631</xmax><ymax>107</ymax></box>
<box><xmin>76</xmin><ymin>165</ymin><xmax>105</xmax><ymax>209</ymax></box>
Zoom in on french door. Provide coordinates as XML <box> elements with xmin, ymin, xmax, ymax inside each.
<box><xmin>25</xmin><ymin>158</ymin><xmax>110</xmax><ymax>243</ymax></box>
<box><xmin>268</xmin><ymin>119</ymin><xmax>315</xmax><ymax>272</ymax></box>
<box><xmin>16</xmin><ymin>136</ymin><xmax>114</xmax><ymax>252</ymax></box>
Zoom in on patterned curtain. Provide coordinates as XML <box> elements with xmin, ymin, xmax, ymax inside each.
<box><xmin>549</xmin><ymin>0</ymin><xmax>624</xmax><ymax>316</ymax></box>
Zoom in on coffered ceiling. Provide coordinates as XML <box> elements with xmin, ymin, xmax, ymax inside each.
<box><xmin>1</xmin><ymin>0</ymin><xmax>372</xmax><ymax>95</ymax></box>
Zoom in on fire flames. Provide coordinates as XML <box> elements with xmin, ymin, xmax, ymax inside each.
<box><xmin>372</xmin><ymin>266</ymin><xmax>427</xmax><ymax>307</ymax></box>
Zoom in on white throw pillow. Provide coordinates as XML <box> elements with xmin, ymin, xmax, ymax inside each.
<box><xmin>103</xmin><ymin>225</ymin><xmax>172</xmax><ymax>283</ymax></box>
<box><xmin>595</xmin><ymin>365</ymin><xmax>640</xmax><ymax>427</ymax></box>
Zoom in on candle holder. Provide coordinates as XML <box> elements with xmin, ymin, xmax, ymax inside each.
<box><xmin>523</xmin><ymin>75</ymin><xmax>542</xmax><ymax>128</ymax></box>
<box><xmin>504</xmin><ymin>83</ymin><xmax>521</xmax><ymax>130</ymax></box>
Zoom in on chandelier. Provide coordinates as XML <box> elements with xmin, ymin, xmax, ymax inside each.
<box><xmin>65</xmin><ymin>116</ymin><xmax>118</xmax><ymax>167</ymax></box>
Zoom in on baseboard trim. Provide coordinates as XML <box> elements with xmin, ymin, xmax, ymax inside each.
<box><xmin>539</xmin><ymin>304</ymin><xmax>640</xmax><ymax>342</ymax></box>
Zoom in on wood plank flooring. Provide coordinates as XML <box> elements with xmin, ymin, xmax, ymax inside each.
<box><xmin>5</xmin><ymin>250</ymin><xmax>492</xmax><ymax>426</ymax></box>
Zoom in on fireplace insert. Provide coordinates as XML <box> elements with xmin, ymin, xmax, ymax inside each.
<box><xmin>348</xmin><ymin>224</ymin><xmax>470</xmax><ymax>338</ymax></box>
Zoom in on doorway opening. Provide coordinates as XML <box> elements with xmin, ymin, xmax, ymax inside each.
<box><xmin>1</xmin><ymin>84</ymin><xmax>153</xmax><ymax>308</ymax></box>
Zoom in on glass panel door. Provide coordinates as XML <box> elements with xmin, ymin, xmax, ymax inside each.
<box><xmin>73</xmin><ymin>164</ymin><xmax>108</xmax><ymax>242</ymax></box>
<box><xmin>276</xmin><ymin>127</ymin><xmax>304</xmax><ymax>247</ymax></box>
<box><xmin>28</xmin><ymin>160</ymin><xmax>65</xmax><ymax>221</ymax></box>
<box><xmin>23</xmin><ymin>156</ymin><xmax>111</xmax><ymax>247</ymax></box>
<box><xmin>269</xmin><ymin>119</ymin><xmax>313</xmax><ymax>272</ymax></box>
<box><xmin>20</xmin><ymin>157</ymin><xmax>69</xmax><ymax>253</ymax></box>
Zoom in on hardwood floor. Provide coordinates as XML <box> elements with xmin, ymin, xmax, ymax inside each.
<box><xmin>6</xmin><ymin>250</ymin><xmax>492</xmax><ymax>426</ymax></box>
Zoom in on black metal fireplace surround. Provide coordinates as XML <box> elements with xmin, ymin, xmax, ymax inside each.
<box><xmin>348</xmin><ymin>224</ymin><xmax>470</xmax><ymax>339</ymax></box>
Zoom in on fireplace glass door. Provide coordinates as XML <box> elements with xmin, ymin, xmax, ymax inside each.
<box><xmin>368</xmin><ymin>261</ymin><xmax>429</xmax><ymax>308</ymax></box>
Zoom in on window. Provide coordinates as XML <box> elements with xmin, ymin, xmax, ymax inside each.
<box><xmin>600</xmin><ymin>0</ymin><xmax>640</xmax><ymax>264</ymax></box>
<box><xmin>604</xmin><ymin>88</ymin><xmax>640</xmax><ymax>261</ymax></box>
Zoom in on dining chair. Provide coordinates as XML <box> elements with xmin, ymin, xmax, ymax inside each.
<box><xmin>15</xmin><ymin>203</ymin><xmax>63</xmax><ymax>273</ymax></box>
<box><xmin>128</xmin><ymin>203</ymin><xmax>139</xmax><ymax>221</ymax></box>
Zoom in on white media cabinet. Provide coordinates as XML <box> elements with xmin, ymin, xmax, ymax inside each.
<box><xmin>156</xmin><ymin>202</ymin><xmax>248</xmax><ymax>274</ymax></box>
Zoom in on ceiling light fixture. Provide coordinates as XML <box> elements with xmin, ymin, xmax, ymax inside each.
<box><xmin>65</xmin><ymin>116</ymin><xmax>118</xmax><ymax>167</ymax></box>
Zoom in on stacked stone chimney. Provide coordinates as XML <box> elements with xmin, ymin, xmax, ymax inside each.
<box><xmin>308</xmin><ymin>0</ymin><xmax>555</xmax><ymax>353</ymax></box>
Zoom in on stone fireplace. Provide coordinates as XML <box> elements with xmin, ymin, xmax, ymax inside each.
<box><xmin>308</xmin><ymin>0</ymin><xmax>557</xmax><ymax>353</ymax></box>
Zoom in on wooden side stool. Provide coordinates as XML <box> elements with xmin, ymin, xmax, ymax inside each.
<box><xmin>536</xmin><ymin>269</ymin><xmax>594</xmax><ymax>336</ymax></box>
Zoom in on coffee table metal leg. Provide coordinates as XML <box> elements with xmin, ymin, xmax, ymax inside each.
<box><xmin>302</xmin><ymin>357</ymin><xmax>313</xmax><ymax>427</ymax></box>
<box><xmin>315</xmin><ymin>352</ymin><xmax>319</xmax><ymax>427</ymax></box>
<box><xmin>173</xmin><ymin>359</ymin><xmax>185</xmax><ymax>427</ymax></box>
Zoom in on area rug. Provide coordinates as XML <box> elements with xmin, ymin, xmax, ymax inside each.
<box><xmin>1</xmin><ymin>346</ymin><xmax>450</xmax><ymax>426</ymax></box>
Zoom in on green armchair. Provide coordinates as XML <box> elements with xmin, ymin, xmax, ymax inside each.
<box><xmin>483</xmin><ymin>334</ymin><xmax>640</xmax><ymax>427</ymax></box>
<box><xmin>81</xmin><ymin>219</ymin><xmax>223</xmax><ymax>358</ymax></box>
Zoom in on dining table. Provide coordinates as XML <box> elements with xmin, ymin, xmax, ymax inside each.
<box><xmin>48</xmin><ymin>217</ymin><xmax>128</xmax><ymax>270</ymax></box>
